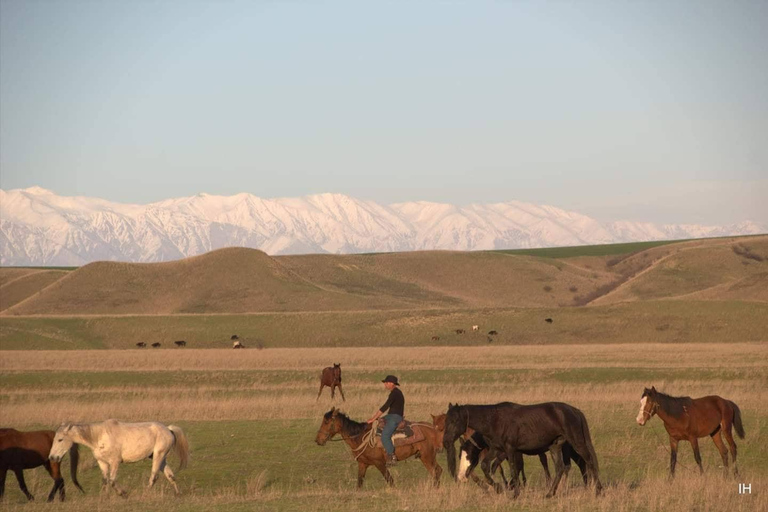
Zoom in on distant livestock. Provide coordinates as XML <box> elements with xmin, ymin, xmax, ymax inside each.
<box><xmin>488</xmin><ymin>330</ymin><xmax>498</xmax><ymax>336</ymax></box>
<box><xmin>136</xmin><ymin>342</ymin><xmax>146</xmax><ymax>348</ymax></box>
<box><xmin>151</xmin><ymin>342</ymin><xmax>161</xmax><ymax>348</ymax></box>
<box><xmin>174</xmin><ymin>340</ymin><xmax>187</xmax><ymax>347</ymax></box>
<box><xmin>545</xmin><ymin>318</ymin><xmax>553</xmax><ymax>324</ymax></box>
<box><xmin>231</xmin><ymin>335</ymin><xmax>239</xmax><ymax>341</ymax></box>
<box><xmin>472</xmin><ymin>325</ymin><xmax>479</xmax><ymax>332</ymax></box>
<box><xmin>455</xmin><ymin>329</ymin><xmax>465</xmax><ymax>335</ymax></box>
<box><xmin>431</xmin><ymin>336</ymin><xmax>440</xmax><ymax>341</ymax></box>
<box><xmin>233</xmin><ymin>341</ymin><xmax>244</xmax><ymax>349</ymax></box>
<box><xmin>317</xmin><ymin>363</ymin><xmax>345</xmax><ymax>401</ymax></box>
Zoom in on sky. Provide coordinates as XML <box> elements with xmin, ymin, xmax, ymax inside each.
<box><xmin>1</xmin><ymin>0</ymin><xmax>766</xmax><ymax>225</ymax></box>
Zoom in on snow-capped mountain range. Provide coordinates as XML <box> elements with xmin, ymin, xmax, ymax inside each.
<box><xmin>1</xmin><ymin>187</ymin><xmax>765</xmax><ymax>266</ymax></box>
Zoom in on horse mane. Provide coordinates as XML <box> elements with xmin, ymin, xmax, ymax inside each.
<box><xmin>653</xmin><ymin>391</ymin><xmax>693</xmax><ymax>419</ymax></box>
<box><xmin>71</xmin><ymin>423</ymin><xmax>95</xmax><ymax>445</ymax></box>
<box><xmin>327</xmin><ymin>410</ymin><xmax>368</xmax><ymax>438</ymax></box>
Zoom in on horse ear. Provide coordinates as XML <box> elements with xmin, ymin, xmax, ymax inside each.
<box><xmin>651</xmin><ymin>386</ymin><xmax>657</xmax><ymax>393</ymax></box>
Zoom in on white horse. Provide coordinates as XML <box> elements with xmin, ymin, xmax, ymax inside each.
<box><xmin>49</xmin><ymin>419</ymin><xmax>189</xmax><ymax>496</ymax></box>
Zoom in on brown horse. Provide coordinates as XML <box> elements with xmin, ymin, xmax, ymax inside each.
<box><xmin>315</xmin><ymin>408</ymin><xmax>443</xmax><ymax>488</ymax></box>
<box><xmin>0</xmin><ymin>428</ymin><xmax>82</xmax><ymax>502</ymax></box>
<box><xmin>317</xmin><ymin>363</ymin><xmax>345</xmax><ymax>401</ymax></box>
<box><xmin>636</xmin><ymin>387</ymin><xmax>745</xmax><ymax>476</ymax></box>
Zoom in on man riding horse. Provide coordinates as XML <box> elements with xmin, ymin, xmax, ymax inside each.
<box><xmin>367</xmin><ymin>375</ymin><xmax>405</xmax><ymax>467</ymax></box>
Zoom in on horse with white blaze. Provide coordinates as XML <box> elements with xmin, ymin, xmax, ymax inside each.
<box><xmin>48</xmin><ymin>419</ymin><xmax>189</xmax><ymax>496</ymax></box>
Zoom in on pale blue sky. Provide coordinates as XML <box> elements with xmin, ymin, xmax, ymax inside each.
<box><xmin>1</xmin><ymin>0</ymin><xmax>766</xmax><ymax>224</ymax></box>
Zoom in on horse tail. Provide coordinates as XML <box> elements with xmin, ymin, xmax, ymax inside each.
<box><xmin>168</xmin><ymin>425</ymin><xmax>190</xmax><ymax>471</ymax></box>
<box><xmin>69</xmin><ymin>443</ymin><xmax>85</xmax><ymax>493</ymax></box>
<box><xmin>577</xmin><ymin>411</ymin><xmax>600</xmax><ymax>475</ymax></box>
<box><xmin>728</xmin><ymin>400</ymin><xmax>745</xmax><ymax>439</ymax></box>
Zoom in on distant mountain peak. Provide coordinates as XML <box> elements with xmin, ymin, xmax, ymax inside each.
<box><xmin>0</xmin><ymin>188</ymin><xmax>765</xmax><ymax>266</ymax></box>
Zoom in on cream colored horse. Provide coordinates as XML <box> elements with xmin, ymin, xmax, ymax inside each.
<box><xmin>49</xmin><ymin>419</ymin><xmax>189</xmax><ymax>496</ymax></box>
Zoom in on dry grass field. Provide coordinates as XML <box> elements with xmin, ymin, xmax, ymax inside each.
<box><xmin>1</xmin><ymin>344</ymin><xmax>766</xmax><ymax>511</ymax></box>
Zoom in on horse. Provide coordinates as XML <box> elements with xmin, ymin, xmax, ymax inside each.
<box><xmin>49</xmin><ymin>420</ymin><xmax>189</xmax><ymax>496</ymax></box>
<box><xmin>136</xmin><ymin>342</ymin><xmax>146</xmax><ymax>348</ymax></box>
<box><xmin>433</xmin><ymin>410</ymin><xmax>586</xmax><ymax>492</ymax></box>
<box><xmin>431</xmin><ymin>336</ymin><xmax>440</xmax><ymax>341</ymax></box>
<box><xmin>458</xmin><ymin>431</ymin><xmax>589</xmax><ymax>491</ymax></box>
<box><xmin>151</xmin><ymin>342</ymin><xmax>161</xmax><ymax>348</ymax></box>
<box><xmin>173</xmin><ymin>340</ymin><xmax>186</xmax><ymax>347</ymax></box>
<box><xmin>488</xmin><ymin>330</ymin><xmax>498</xmax><ymax>335</ymax></box>
<box><xmin>315</xmin><ymin>408</ymin><xmax>443</xmax><ymax>488</ymax></box>
<box><xmin>0</xmin><ymin>428</ymin><xmax>82</xmax><ymax>502</ymax></box>
<box><xmin>472</xmin><ymin>325</ymin><xmax>479</xmax><ymax>332</ymax></box>
<box><xmin>443</xmin><ymin>402</ymin><xmax>602</xmax><ymax>497</ymax></box>
<box><xmin>233</xmin><ymin>340</ymin><xmax>244</xmax><ymax>349</ymax></box>
<box><xmin>317</xmin><ymin>363</ymin><xmax>345</xmax><ymax>401</ymax></box>
<box><xmin>636</xmin><ymin>386</ymin><xmax>745</xmax><ymax>477</ymax></box>
<box><xmin>455</xmin><ymin>329</ymin><xmax>465</xmax><ymax>335</ymax></box>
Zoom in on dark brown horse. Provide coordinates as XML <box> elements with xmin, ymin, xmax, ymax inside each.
<box><xmin>315</xmin><ymin>408</ymin><xmax>443</xmax><ymax>488</ymax></box>
<box><xmin>0</xmin><ymin>428</ymin><xmax>82</xmax><ymax>502</ymax></box>
<box><xmin>317</xmin><ymin>363</ymin><xmax>345</xmax><ymax>401</ymax></box>
<box><xmin>636</xmin><ymin>386</ymin><xmax>745</xmax><ymax>477</ymax></box>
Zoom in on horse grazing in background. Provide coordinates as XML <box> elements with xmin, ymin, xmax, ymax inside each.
<box><xmin>443</xmin><ymin>402</ymin><xmax>602</xmax><ymax>497</ymax></box>
<box><xmin>317</xmin><ymin>363</ymin><xmax>345</xmax><ymax>401</ymax></box>
<box><xmin>0</xmin><ymin>428</ymin><xmax>82</xmax><ymax>502</ymax></box>
<box><xmin>316</xmin><ymin>408</ymin><xmax>442</xmax><ymax>488</ymax></box>
<box><xmin>49</xmin><ymin>420</ymin><xmax>189</xmax><ymax>497</ymax></box>
<box><xmin>636</xmin><ymin>386</ymin><xmax>745</xmax><ymax>477</ymax></box>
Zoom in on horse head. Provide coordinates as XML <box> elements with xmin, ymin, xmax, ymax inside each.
<box><xmin>315</xmin><ymin>408</ymin><xmax>339</xmax><ymax>445</ymax></box>
<box><xmin>637</xmin><ymin>386</ymin><xmax>659</xmax><ymax>426</ymax></box>
<box><xmin>49</xmin><ymin>424</ymin><xmax>76</xmax><ymax>462</ymax></box>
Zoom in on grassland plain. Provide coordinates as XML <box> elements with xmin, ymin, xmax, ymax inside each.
<box><xmin>0</xmin><ymin>344</ymin><xmax>766</xmax><ymax>511</ymax></box>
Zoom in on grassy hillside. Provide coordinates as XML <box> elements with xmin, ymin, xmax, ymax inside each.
<box><xmin>0</xmin><ymin>269</ymin><xmax>70</xmax><ymax>312</ymax></box>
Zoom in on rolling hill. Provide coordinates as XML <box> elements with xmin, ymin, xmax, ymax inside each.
<box><xmin>2</xmin><ymin>235</ymin><xmax>766</xmax><ymax>316</ymax></box>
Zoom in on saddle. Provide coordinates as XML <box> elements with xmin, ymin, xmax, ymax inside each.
<box><xmin>374</xmin><ymin>418</ymin><xmax>425</xmax><ymax>448</ymax></box>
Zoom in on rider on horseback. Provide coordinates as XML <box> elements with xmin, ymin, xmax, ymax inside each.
<box><xmin>367</xmin><ymin>375</ymin><xmax>405</xmax><ymax>467</ymax></box>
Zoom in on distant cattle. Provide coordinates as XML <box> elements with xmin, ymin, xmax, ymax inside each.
<box><xmin>174</xmin><ymin>340</ymin><xmax>187</xmax><ymax>347</ymax></box>
<box><xmin>545</xmin><ymin>318</ymin><xmax>554</xmax><ymax>324</ymax></box>
<box><xmin>455</xmin><ymin>329</ymin><xmax>465</xmax><ymax>335</ymax></box>
<box><xmin>136</xmin><ymin>342</ymin><xmax>146</xmax><ymax>348</ymax></box>
<box><xmin>151</xmin><ymin>342</ymin><xmax>161</xmax><ymax>348</ymax></box>
<box><xmin>233</xmin><ymin>340</ymin><xmax>244</xmax><ymax>349</ymax></box>
<box><xmin>488</xmin><ymin>330</ymin><xmax>498</xmax><ymax>336</ymax></box>
<box><xmin>472</xmin><ymin>325</ymin><xmax>479</xmax><ymax>332</ymax></box>
<box><xmin>231</xmin><ymin>335</ymin><xmax>239</xmax><ymax>341</ymax></box>
<box><xmin>431</xmin><ymin>336</ymin><xmax>440</xmax><ymax>341</ymax></box>
<box><xmin>317</xmin><ymin>363</ymin><xmax>345</xmax><ymax>401</ymax></box>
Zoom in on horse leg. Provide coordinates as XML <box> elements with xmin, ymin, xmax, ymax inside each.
<box><xmin>723</xmin><ymin>425</ymin><xmax>739</xmax><ymax>476</ymax></box>
<box><xmin>374</xmin><ymin>461</ymin><xmax>394</xmax><ymax>487</ymax></box>
<box><xmin>357</xmin><ymin>462</ymin><xmax>368</xmax><ymax>488</ymax></box>
<box><xmin>160</xmin><ymin>458</ymin><xmax>181</xmax><ymax>495</ymax></box>
<box><xmin>108</xmin><ymin>461</ymin><xmax>128</xmax><ymax>497</ymax></box>
<box><xmin>668</xmin><ymin>438</ymin><xmax>678</xmax><ymax>479</ymax></box>
<box><xmin>538</xmin><ymin>452</ymin><xmax>552</xmax><ymax>486</ymax></box>
<box><xmin>504</xmin><ymin>444</ymin><xmax>521</xmax><ymax>498</ymax></box>
<box><xmin>148</xmin><ymin>449</ymin><xmax>165</xmax><ymax>488</ymax></box>
<box><xmin>337</xmin><ymin>382</ymin><xmax>346</xmax><ymax>401</ymax></box>
<box><xmin>330</xmin><ymin>384</ymin><xmax>335</xmax><ymax>400</ymax></box>
<box><xmin>690</xmin><ymin>438</ymin><xmax>704</xmax><ymax>474</ymax></box>
<box><xmin>545</xmin><ymin>440</ymin><xmax>566</xmax><ymax>498</ymax></box>
<box><xmin>44</xmin><ymin>460</ymin><xmax>65</xmax><ymax>502</ymax></box>
<box><xmin>711</xmin><ymin>431</ymin><xmax>730</xmax><ymax>475</ymax></box>
<box><xmin>0</xmin><ymin>467</ymin><xmax>6</xmax><ymax>501</ymax></box>
<box><xmin>480</xmin><ymin>455</ymin><xmax>502</xmax><ymax>493</ymax></box>
<box><xmin>418</xmin><ymin>448</ymin><xmax>442</xmax><ymax>487</ymax></box>
<box><xmin>514</xmin><ymin>451</ymin><xmax>526</xmax><ymax>486</ymax></box>
<box><xmin>316</xmin><ymin>383</ymin><xmax>325</xmax><ymax>401</ymax></box>
<box><xmin>96</xmin><ymin>460</ymin><xmax>110</xmax><ymax>491</ymax></box>
<box><xmin>12</xmin><ymin>469</ymin><xmax>34</xmax><ymax>501</ymax></box>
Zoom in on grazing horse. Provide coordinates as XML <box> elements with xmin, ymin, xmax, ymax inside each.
<box><xmin>0</xmin><ymin>429</ymin><xmax>82</xmax><ymax>502</ymax></box>
<box><xmin>173</xmin><ymin>340</ymin><xmax>186</xmax><ymax>347</ymax></box>
<box><xmin>431</xmin><ymin>336</ymin><xmax>440</xmax><ymax>341</ymax></box>
<box><xmin>233</xmin><ymin>340</ymin><xmax>244</xmax><ymax>349</ymax></box>
<box><xmin>545</xmin><ymin>318</ymin><xmax>553</xmax><ymax>324</ymax></box>
<box><xmin>315</xmin><ymin>408</ymin><xmax>442</xmax><ymax>488</ymax></box>
<box><xmin>443</xmin><ymin>402</ymin><xmax>602</xmax><ymax>497</ymax></box>
<box><xmin>317</xmin><ymin>363</ymin><xmax>345</xmax><ymax>401</ymax></box>
<box><xmin>136</xmin><ymin>342</ymin><xmax>146</xmax><ymax>348</ymax></box>
<box><xmin>49</xmin><ymin>420</ymin><xmax>189</xmax><ymax>496</ymax></box>
<box><xmin>455</xmin><ymin>329</ymin><xmax>465</xmax><ymax>335</ymax></box>
<box><xmin>151</xmin><ymin>342</ymin><xmax>161</xmax><ymax>348</ymax></box>
<box><xmin>636</xmin><ymin>386</ymin><xmax>745</xmax><ymax>476</ymax></box>
<box><xmin>472</xmin><ymin>325</ymin><xmax>479</xmax><ymax>332</ymax></box>
<box><xmin>488</xmin><ymin>330</ymin><xmax>498</xmax><ymax>336</ymax></box>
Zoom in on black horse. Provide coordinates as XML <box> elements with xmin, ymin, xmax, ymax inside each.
<box><xmin>458</xmin><ymin>431</ymin><xmax>588</xmax><ymax>491</ymax></box>
<box><xmin>443</xmin><ymin>402</ymin><xmax>602</xmax><ymax>497</ymax></box>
